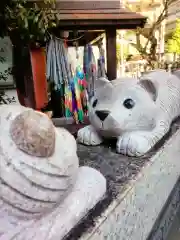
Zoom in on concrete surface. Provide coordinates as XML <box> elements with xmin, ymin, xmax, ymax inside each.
<box><xmin>78</xmin><ymin>126</ymin><xmax>180</xmax><ymax>240</ymax></box>
<box><xmin>166</xmin><ymin>207</ymin><xmax>180</xmax><ymax>240</ymax></box>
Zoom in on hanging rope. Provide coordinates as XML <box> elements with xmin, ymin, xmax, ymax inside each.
<box><xmin>46</xmin><ymin>30</ymin><xmax>85</xmax><ymax>43</ymax></box>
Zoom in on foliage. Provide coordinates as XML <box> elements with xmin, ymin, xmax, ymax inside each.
<box><xmin>166</xmin><ymin>19</ymin><xmax>180</xmax><ymax>54</ymax></box>
<box><xmin>0</xmin><ymin>55</ymin><xmax>15</xmax><ymax>104</ymax></box>
<box><xmin>0</xmin><ymin>0</ymin><xmax>57</xmax><ymax>46</ymax></box>
<box><xmin>0</xmin><ymin>0</ymin><xmax>57</xmax><ymax>104</ymax></box>
<box><xmin>0</xmin><ymin>91</ymin><xmax>15</xmax><ymax>104</ymax></box>
<box><xmin>125</xmin><ymin>0</ymin><xmax>176</xmax><ymax>66</ymax></box>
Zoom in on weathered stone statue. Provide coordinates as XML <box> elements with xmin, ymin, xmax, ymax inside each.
<box><xmin>78</xmin><ymin>70</ymin><xmax>180</xmax><ymax>157</ymax></box>
<box><xmin>0</xmin><ymin>105</ymin><xmax>106</xmax><ymax>239</ymax></box>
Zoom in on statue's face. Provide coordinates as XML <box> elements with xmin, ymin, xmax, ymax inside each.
<box><xmin>88</xmin><ymin>77</ymin><xmax>157</xmax><ymax>137</ymax></box>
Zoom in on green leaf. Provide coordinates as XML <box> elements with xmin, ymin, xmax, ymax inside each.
<box><xmin>34</xmin><ymin>15</ymin><xmax>39</xmax><ymax>23</ymax></box>
<box><xmin>51</xmin><ymin>22</ymin><xmax>57</xmax><ymax>27</ymax></box>
<box><xmin>24</xmin><ymin>18</ymin><xmax>28</xmax><ymax>29</ymax></box>
<box><xmin>167</xmin><ymin>18</ymin><xmax>180</xmax><ymax>54</ymax></box>
<box><xmin>0</xmin><ymin>0</ymin><xmax>58</xmax><ymax>44</ymax></box>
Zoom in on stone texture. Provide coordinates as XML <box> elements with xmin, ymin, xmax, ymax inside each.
<box><xmin>78</xmin><ymin>118</ymin><xmax>180</xmax><ymax>198</ymax></box>
<box><xmin>0</xmin><ymin>167</ymin><xmax>106</xmax><ymax>240</ymax></box>
<box><xmin>10</xmin><ymin>109</ymin><xmax>55</xmax><ymax>157</ymax></box>
<box><xmin>78</xmin><ymin>122</ymin><xmax>180</xmax><ymax>240</ymax></box>
<box><xmin>62</xmin><ymin>118</ymin><xmax>180</xmax><ymax>240</ymax></box>
<box><xmin>149</xmin><ymin>179</ymin><xmax>180</xmax><ymax>240</ymax></box>
<box><xmin>0</xmin><ymin>105</ymin><xmax>106</xmax><ymax>239</ymax></box>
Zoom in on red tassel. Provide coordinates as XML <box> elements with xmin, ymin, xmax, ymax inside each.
<box><xmin>64</xmin><ymin>39</ymin><xmax>68</xmax><ymax>48</ymax></box>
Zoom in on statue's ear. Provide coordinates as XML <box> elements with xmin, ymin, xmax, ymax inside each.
<box><xmin>138</xmin><ymin>79</ymin><xmax>157</xmax><ymax>101</ymax></box>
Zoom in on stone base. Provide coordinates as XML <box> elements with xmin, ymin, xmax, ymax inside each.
<box><xmin>0</xmin><ymin>167</ymin><xmax>106</xmax><ymax>240</ymax></box>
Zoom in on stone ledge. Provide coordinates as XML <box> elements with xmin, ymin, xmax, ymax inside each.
<box><xmin>149</xmin><ymin>178</ymin><xmax>180</xmax><ymax>240</ymax></box>
<box><xmin>79</xmin><ymin>127</ymin><xmax>180</xmax><ymax>240</ymax></box>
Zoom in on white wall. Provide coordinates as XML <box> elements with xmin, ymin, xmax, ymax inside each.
<box><xmin>166</xmin><ymin>0</ymin><xmax>180</xmax><ymax>34</ymax></box>
<box><xmin>67</xmin><ymin>45</ymin><xmax>103</xmax><ymax>72</ymax></box>
<box><xmin>0</xmin><ymin>37</ymin><xmax>14</xmax><ymax>86</ymax></box>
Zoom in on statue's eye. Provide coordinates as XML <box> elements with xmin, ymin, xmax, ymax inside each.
<box><xmin>123</xmin><ymin>98</ymin><xmax>135</xmax><ymax>109</ymax></box>
<box><xmin>92</xmin><ymin>99</ymin><xmax>98</xmax><ymax>108</ymax></box>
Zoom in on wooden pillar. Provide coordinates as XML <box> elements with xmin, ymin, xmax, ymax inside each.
<box><xmin>13</xmin><ymin>45</ymin><xmax>36</xmax><ymax>109</ymax></box>
<box><xmin>13</xmin><ymin>43</ymin><xmax>48</xmax><ymax>111</ymax></box>
<box><xmin>106</xmin><ymin>28</ymin><xmax>117</xmax><ymax>80</ymax></box>
<box><xmin>30</xmin><ymin>48</ymin><xmax>48</xmax><ymax>111</ymax></box>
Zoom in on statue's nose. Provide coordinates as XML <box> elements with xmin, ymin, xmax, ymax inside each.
<box><xmin>95</xmin><ymin>110</ymin><xmax>110</xmax><ymax>121</ymax></box>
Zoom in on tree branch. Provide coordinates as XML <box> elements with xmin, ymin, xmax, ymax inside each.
<box><xmin>143</xmin><ymin>0</ymin><xmax>176</xmax><ymax>51</ymax></box>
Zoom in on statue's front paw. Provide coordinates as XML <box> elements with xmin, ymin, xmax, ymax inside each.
<box><xmin>116</xmin><ymin>132</ymin><xmax>152</xmax><ymax>157</ymax></box>
<box><xmin>77</xmin><ymin>125</ymin><xmax>103</xmax><ymax>146</ymax></box>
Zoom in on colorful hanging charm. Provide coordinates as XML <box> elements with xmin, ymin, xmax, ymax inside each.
<box><xmin>46</xmin><ymin>32</ymin><xmax>90</xmax><ymax>123</ymax></box>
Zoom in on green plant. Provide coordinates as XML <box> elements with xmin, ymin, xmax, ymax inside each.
<box><xmin>1</xmin><ymin>0</ymin><xmax>57</xmax><ymax>45</ymax></box>
<box><xmin>125</xmin><ymin>0</ymin><xmax>176</xmax><ymax>65</ymax></box>
<box><xmin>166</xmin><ymin>19</ymin><xmax>180</xmax><ymax>55</ymax></box>
<box><xmin>0</xmin><ymin>91</ymin><xmax>15</xmax><ymax>104</ymax></box>
<box><xmin>0</xmin><ymin>0</ymin><xmax>57</xmax><ymax>104</ymax></box>
<box><xmin>0</xmin><ymin>52</ymin><xmax>15</xmax><ymax>104</ymax></box>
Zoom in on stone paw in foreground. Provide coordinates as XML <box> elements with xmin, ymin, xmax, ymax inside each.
<box><xmin>0</xmin><ymin>105</ymin><xmax>106</xmax><ymax>240</ymax></box>
<box><xmin>116</xmin><ymin>132</ymin><xmax>152</xmax><ymax>157</ymax></box>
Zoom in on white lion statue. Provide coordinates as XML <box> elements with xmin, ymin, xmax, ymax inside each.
<box><xmin>0</xmin><ymin>105</ymin><xmax>106</xmax><ymax>239</ymax></box>
<box><xmin>77</xmin><ymin>70</ymin><xmax>180</xmax><ymax>157</ymax></box>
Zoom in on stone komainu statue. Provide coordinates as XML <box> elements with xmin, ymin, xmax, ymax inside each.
<box><xmin>0</xmin><ymin>105</ymin><xmax>106</xmax><ymax>239</ymax></box>
<box><xmin>78</xmin><ymin>70</ymin><xmax>180</xmax><ymax>157</ymax></box>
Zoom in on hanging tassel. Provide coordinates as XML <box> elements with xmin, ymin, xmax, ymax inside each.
<box><xmin>64</xmin><ymin>39</ymin><xmax>68</xmax><ymax>49</ymax></box>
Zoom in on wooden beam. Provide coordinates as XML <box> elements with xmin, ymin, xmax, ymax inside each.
<box><xmin>106</xmin><ymin>29</ymin><xmax>117</xmax><ymax>80</ymax></box>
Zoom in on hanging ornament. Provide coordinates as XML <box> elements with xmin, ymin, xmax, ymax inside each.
<box><xmin>60</xmin><ymin>31</ymin><xmax>69</xmax><ymax>39</ymax></box>
<box><xmin>97</xmin><ymin>39</ymin><xmax>106</xmax><ymax>78</ymax></box>
<box><xmin>60</xmin><ymin>31</ymin><xmax>69</xmax><ymax>48</ymax></box>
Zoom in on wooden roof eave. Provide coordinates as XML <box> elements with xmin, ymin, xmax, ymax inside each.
<box><xmin>27</xmin><ymin>0</ymin><xmax>147</xmax><ymax>29</ymax></box>
<box><xmin>54</xmin><ymin>13</ymin><xmax>146</xmax><ymax>30</ymax></box>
